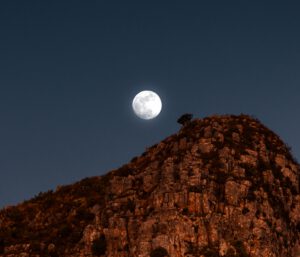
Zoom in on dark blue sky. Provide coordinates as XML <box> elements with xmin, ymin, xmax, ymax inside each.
<box><xmin>0</xmin><ymin>1</ymin><xmax>299</xmax><ymax>207</ymax></box>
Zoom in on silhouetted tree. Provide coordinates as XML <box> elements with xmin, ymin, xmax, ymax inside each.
<box><xmin>177</xmin><ymin>113</ymin><xmax>193</xmax><ymax>126</ymax></box>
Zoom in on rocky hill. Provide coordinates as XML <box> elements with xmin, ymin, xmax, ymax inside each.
<box><xmin>0</xmin><ymin>114</ymin><xmax>300</xmax><ymax>257</ymax></box>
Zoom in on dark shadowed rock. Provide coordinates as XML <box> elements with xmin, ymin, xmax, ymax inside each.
<box><xmin>0</xmin><ymin>114</ymin><xmax>299</xmax><ymax>257</ymax></box>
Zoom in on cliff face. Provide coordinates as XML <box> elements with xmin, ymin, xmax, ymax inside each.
<box><xmin>1</xmin><ymin>114</ymin><xmax>300</xmax><ymax>257</ymax></box>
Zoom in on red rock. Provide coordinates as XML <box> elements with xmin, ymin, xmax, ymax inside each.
<box><xmin>0</xmin><ymin>114</ymin><xmax>299</xmax><ymax>257</ymax></box>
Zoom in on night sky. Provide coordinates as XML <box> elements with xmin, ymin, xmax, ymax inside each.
<box><xmin>1</xmin><ymin>1</ymin><xmax>300</xmax><ymax>207</ymax></box>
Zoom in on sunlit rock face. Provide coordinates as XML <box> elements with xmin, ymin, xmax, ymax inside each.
<box><xmin>1</xmin><ymin>114</ymin><xmax>300</xmax><ymax>257</ymax></box>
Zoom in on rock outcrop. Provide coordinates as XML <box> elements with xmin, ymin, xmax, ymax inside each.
<box><xmin>0</xmin><ymin>114</ymin><xmax>300</xmax><ymax>257</ymax></box>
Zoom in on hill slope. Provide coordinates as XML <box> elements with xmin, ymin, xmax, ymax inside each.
<box><xmin>0</xmin><ymin>114</ymin><xmax>300</xmax><ymax>257</ymax></box>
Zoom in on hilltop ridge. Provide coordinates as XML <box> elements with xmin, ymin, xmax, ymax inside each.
<box><xmin>0</xmin><ymin>114</ymin><xmax>299</xmax><ymax>257</ymax></box>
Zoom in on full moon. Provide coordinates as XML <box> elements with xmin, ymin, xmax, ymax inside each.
<box><xmin>132</xmin><ymin>90</ymin><xmax>162</xmax><ymax>120</ymax></box>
